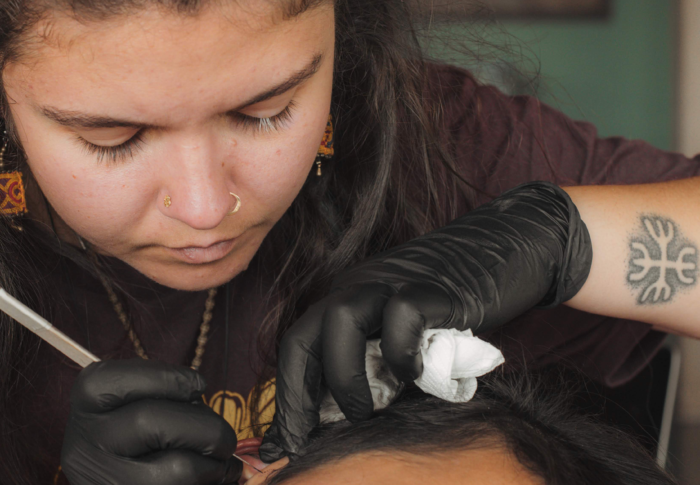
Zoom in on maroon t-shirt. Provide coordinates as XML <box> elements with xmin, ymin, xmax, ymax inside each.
<box><xmin>16</xmin><ymin>63</ymin><xmax>700</xmax><ymax>483</ymax></box>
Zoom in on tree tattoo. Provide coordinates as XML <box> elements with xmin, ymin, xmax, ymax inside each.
<box><xmin>627</xmin><ymin>216</ymin><xmax>697</xmax><ymax>304</ymax></box>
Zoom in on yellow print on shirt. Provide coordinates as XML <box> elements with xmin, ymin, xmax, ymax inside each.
<box><xmin>203</xmin><ymin>379</ymin><xmax>276</xmax><ymax>440</ymax></box>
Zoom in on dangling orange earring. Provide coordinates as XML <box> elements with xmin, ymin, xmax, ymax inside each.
<box><xmin>0</xmin><ymin>131</ymin><xmax>28</xmax><ymax>225</ymax></box>
<box><xmin>315</xmin><ymin>114</ymin><xmax>334</xmax><ymax>176</ymax></box>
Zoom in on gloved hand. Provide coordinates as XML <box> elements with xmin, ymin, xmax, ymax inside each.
<box><xmin>61</xmin><ymin>359</ymin><xmax>242</xmax><ymax>485</ymax></box>
<box><xmin>260</xmin><ymin>181</ymin><xmax>592</xmax><ymax>461</ymax></box>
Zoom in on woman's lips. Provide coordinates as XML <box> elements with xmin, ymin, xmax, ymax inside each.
<box><xmin>167</xmin><ymin>238</ymin><xmax>236</xmax><ymax>264</ymax></box>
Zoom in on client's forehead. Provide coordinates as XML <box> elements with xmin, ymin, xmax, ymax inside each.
<box><xmin>281</xmin><ymin>447</ymin><xmax>542</xmax><ymax>485</ymax></box>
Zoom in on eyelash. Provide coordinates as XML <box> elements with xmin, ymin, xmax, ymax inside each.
<box><xmin>77</xmin><ymin>100</ymin><xmax>297</xmax><ymax>163</ymax></box>
<box><xmin>229</xmin><ymin>100</ymin><xmax>297</xmax><ymax>134</ymax></box>
<box><xmin>77</xmin><ymin>131</ymin><xmax>145</xmax><ymax>164</ymax></box>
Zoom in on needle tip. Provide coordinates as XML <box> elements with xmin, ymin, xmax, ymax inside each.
<box><xmin>233</xmin><ymin>453</ymin><xmax>264</xmax><ymax>474</ymax></box>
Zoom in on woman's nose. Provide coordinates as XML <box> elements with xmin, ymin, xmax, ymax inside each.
<box><xmin>157</xmin><ymin>139</ymin><xmax>235</xmax><ymax>230</ymax></box>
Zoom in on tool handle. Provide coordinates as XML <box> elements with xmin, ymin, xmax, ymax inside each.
<box><xmin>0</xmin><ymin>289</ymin><xmax>100</xmax><ymax>367</ymax></box>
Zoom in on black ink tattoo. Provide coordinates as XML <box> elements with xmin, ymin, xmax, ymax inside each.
<box><xmin>627</xmin><ymin>215</ymin><xmax>698</xmax><ymax>304</ymax></box>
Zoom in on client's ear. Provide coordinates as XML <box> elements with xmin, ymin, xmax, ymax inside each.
<box><xmin>241</xmin><ymin>457</ymin><xmax>289</xmax><ymax>485</ymax></box>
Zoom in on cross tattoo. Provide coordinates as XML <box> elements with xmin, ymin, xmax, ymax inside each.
<box><xmin>629</xmin><ymin>217</ymin><xmax>697</xmax><ymax>303</ymax></box>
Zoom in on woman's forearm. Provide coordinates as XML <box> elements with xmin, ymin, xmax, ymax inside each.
<box><xmin>564</xmin><ymin>178</ymin><xmax>700</xmax><ymax>338</ymax></box>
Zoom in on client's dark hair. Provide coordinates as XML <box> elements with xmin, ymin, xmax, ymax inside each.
<box><xmin>266</xmin><ymin>373</ymin><xmax>677</xmax><ymax>485</ymax></box>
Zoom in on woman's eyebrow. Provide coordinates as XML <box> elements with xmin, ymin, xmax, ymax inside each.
<box><xmin>226</xmin><ymin>53</ymin><xmax>323</xmax><ymax>113</ymax></box>
<box><xmin>39</xmin><ymin>53</ymin><xmax>323</xmax><ymax>130</ymax></box>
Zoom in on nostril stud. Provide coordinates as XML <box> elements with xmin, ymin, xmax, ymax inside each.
<box><xmin>164</xmin><ymin>195</ymin><xmax>172</xmax><ymax>208</ymax></box>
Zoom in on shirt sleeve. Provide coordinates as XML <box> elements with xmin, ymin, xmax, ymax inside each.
<box><xmin>427</xmin><ymin>62</ymin><xmax>700</xmax><ymax>387</ymax></box>
<box><xmin>429</xmin><ymin>63</ymin><xmax>700</xmax><ymax>202</ymax></box>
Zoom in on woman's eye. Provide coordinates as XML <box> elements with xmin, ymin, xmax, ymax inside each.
<box><xmin>76</xmin><ymin>131</ymin><xmax>144</xmax><ymax>164</ymax></box>
<box><xmin>76</xmin><ymin>100</ymin><xmax>297</xmax><ymax>163</ymax></box>
<box><xmin>230</xmin><ymin>100</ymin><xmax>297</xmax><ymax>134</ymax></box>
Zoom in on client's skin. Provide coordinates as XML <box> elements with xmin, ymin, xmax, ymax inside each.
<box><xmin>236</xmin><ymin>373</ymin><xmax>676</xmax><ymax>485</ymax></box>
<box><xmin>242</xmin><ymin>447</ymin><xmax>540</xmax><ymax>485</ymax></box>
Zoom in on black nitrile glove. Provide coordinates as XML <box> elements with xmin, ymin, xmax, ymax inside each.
<box><xmin>260</xmin><ymin>181</ymin><xmax>592</xmax><ymax>461</ymax></box>
<box><xmin>61</xmin><ymin>359</ymin><xmax>242</xmax><ymax>485</ymax></box>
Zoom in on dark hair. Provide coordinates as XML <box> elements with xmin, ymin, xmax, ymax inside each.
<box><xmin>0</xmin><ymin>0</ymin><xmax>482</xmax><ymax>482</ymax></box>
<box><xmin>250</xmin><ymin>0</ymin><xmax>484</xmax><ymax>431</ymax></box>
<box><xmin>265</xmin><ymin>373</ymin><xmax>678</xmax><ymax>485</ymax></box>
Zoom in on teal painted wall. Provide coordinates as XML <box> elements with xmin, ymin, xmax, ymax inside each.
<box><xmin>425</xmin><ymin>0</ymin><xmax>675</xmax><ymax>150</ymax></box>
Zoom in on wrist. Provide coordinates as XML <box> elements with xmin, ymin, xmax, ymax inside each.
<box><xmin>443</xmin><ymin>181</ymin><xmax>592</xmax><ymax>323</ymax></box>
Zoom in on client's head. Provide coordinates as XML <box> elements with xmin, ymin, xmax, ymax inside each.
<box><xmin>247</xmin><ymin>373</ymin><xmax>676</xmax><ymax>485</ymax></box>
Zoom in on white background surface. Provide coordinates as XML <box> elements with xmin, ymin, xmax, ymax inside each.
<box><xmin>675</xmin><ymin>0</ymin><xmax>700</xmax><ymax>425</ymax></box>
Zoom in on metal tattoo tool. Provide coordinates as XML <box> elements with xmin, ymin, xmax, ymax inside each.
<box><xmin>0</xmin><ymin>288</ymin><xmax>263</xmax><ymax>473</ymax></box>
<box><xmin>0</xmin><ymin>288</ymin><xmax>99</xmax><ymax>367</ymax></box>
<box><xmin>232</xmin><ymin>453</ymin><xmax>264</xmax><ymax>474</ymax></box>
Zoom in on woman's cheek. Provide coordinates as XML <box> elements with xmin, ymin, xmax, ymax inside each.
<box><xmin>30</xmin><ymin>152</ymin><xmax>150</xmax><ymax>245</ymax></box>
<box><xmin>249</xmin><ymin>152</ymin><xmax>310</xmax><ymax>208</ymax></box>
<box><xmin>235</xmin><ymin>122</ymin><xmax>326</xmax><ymax>216</ymax></box>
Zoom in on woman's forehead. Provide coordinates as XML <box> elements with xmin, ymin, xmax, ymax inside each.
<box><xmin>277</xmin><ymin>448</ymin><xmax>542</xmax><ymax>485</ymax></box>
<box><xmin>27</xmin><ymin>0</ymin><xmax>328</xmax><ymax>53</ymax></box>
<box><xmin>10</xmin><ymin>0</ymin><xmax>331</xmax><ymax>67</ymax></box>
<box><xmin>4</xmin><ymin>3</ymin><xmax>333</xmax><ymax>125</ymax></box>
<box><xmin>23</xmin><ymin>0</ymin><xmax>329</xmax><ymax>25</ymax></box>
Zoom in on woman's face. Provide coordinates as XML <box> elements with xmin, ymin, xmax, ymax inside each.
<box><xmin>3</xmin><ymin>2</ymin><xmax>335</xmax><ymax>290</ymax></box>
<box><xmin>243</xmin><ymin>447</ymin><xmax>543</xmax><ymax>485</ymax></box>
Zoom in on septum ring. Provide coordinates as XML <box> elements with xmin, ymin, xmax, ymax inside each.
<box><xmin>228</xmin><ymin>192</ymin><xmax>241</xmax><ymax>215</ymax></box>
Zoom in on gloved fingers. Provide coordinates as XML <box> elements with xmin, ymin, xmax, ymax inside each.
<box><xmin>321</xmin><ymin>283</ymin><xmax>396</xmax><ymax>423</ymax></box>
<box><xmin>380</xmin><ymin>283</ymin><xmax>454</xmax><ymax>382</ymax></box>
<box><xmin>71</xmin><ymin>359</ymin><xmax>206</xmax><ymax>413</ymax></box>
<box><xmin>90</xmin><ymin>399</ymin><xmax>237</xmax><ymax>460</ymax></box>
<box><xmin>62</xmin><ymin>449</ymin><xmax>242</xmax><ymax>485</ymax></box>
<box><xmin>259</xmin><ymin>301</ymin><xmax>327</xmax><ymax>462</ymax></box>
<box><xmin>136</xmin><ymin>450</ymin><xmax>242</xmax><ymax>485</ymax></box>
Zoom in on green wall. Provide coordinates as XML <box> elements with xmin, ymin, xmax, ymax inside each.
<box><xmin>426</xmin><ymin>0</ymin><xmax>675</xmax><ymax>150</ymax></box>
